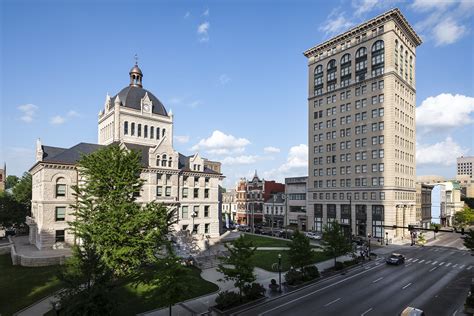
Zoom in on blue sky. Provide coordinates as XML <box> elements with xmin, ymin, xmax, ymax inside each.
<box><xmin>1</xmin><ymin>0</ymin><xmax>473</xmax><ymax>188</ymax></box>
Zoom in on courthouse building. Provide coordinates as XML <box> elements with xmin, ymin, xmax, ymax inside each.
<box><xmin>304</xmin><ymin>9</ymin><xmax>422</xmax><ymax>242</ymax></box>
<box><xmin>27</xmin><ymin>64</ymin><xmax>224</xmax><ymax>250</ymax></box>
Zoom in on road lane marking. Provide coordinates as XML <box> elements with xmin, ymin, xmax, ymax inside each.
<box><xmin>402</xmin><ymin>283</ymin><xmax>412</xmax><ymax>289</ymax></box>
<box><xmin>258</xmin><ymin>262</ymin><xmax>385</xmax><ymax>315</ymax></box>
<box><xmin>439</xmin><ymin>262</ymin><xmax>445</xmax><ymax>266</ymax></box>
<box><xmin>419</xmin><ymin>260</ymin><xmax>425</xmax><ymax>263</ymax></box>
<box><xmin>372</xmin><ymin>277</ymin><xmax>383</xmax><ymax>283</ymax></box>
<box><xmin>446</xmin><ymin>262</ymin><xmax>452</xmax><ymax>267</ymax></box>
<box><xmin>452</xmin><ymin>264</ymin><xmax>458</xmax><ymax>268</ymax></box>
<box><xmin>324</xmin><ymin>298</ymin><xmax>341</xmax><ymax>307</ymax></box>
<box><xmin>449</xmin><ymin>251</ymin><xmax>454</xmax><ymax>254</ymax></box>
<box><xmin>361</xmin><ymin>307</ymin><xmax>373</xmax><ymax>316</ymax></box>
<box><xmin>467</xmin><ymin>266</ymin><xmax>473</xmax><ymax>270</ymax></box>
<box><xmin>407</xmin><ymin>258</ymin><xmax>413</xmax><ymax>262</ymax></box>
<box><xmin>432</xmin><ymin>261</ymin><xmax>438</xmax><ymax>265</ymax></box>
<box><xmin>459</xmin><ymin>265</ymin><xmax>465</xmax><ymax>269</ymax></box>
<box><xmin>429</xmin><ymin>267</ymin><xmax>438</xmax><ymax>272</ymax></box>
<box><xmin>412</xmin><ymin>259</ymin><xmax>419</xmax><ymax>263</ymax></box>
<box><xmin>405</xmin><ymin>263</ymin><xmax>412</xmax><ymax>267</ymax></box>
<box><xmin>425</xmin><ymin>260</ymin><xmax>431</xmax><ymax>264</ymax></box>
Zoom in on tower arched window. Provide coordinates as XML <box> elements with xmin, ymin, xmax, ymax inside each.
<box><xmin>314</xmin><ymin>65</ymin><xmax>324</xmax><ymax>96</ymax></box>
<box><xmin>409</xmin><ymin>56</ymin><xmax>413</xmax><ymax>84</ymax></box>
<box><xmin>400</xmin><ymin>46</ymin><xmax>404</xmax><ymax>77</ymax></box>
<box><xmin>340</xmin><ymin>54</ymin><xmax>351</xmax><ymax>87</ymax></box>
<box><xmin>168</xmin><ymin>157</ymin><xmax>172</xmax><ymax>168</ymax></box>
<box><xmin>404</xmin><ymin>51</ymin><xmax>408</xmax><ymax>81</ymax></box>
<box><xmin>131</xmin><ymin>122</ymin><xmax>135</xmax><ymax>136</ymax></box>
<box><xmin>150</xmin><ymin>126</ymin><xmax>154</xmax><ymax>139</ymax></box>
<box><xmin>355</xmin><ymin>47</ymin><xmax>368</xmax><ymax>82</ymax></box>
<box><xmin>326</xmin><ymin>59</ymin><xmax>337</xmax><ymax>92</ymax></box>
<box><xmin>395</xmin><ymin>40</ymin><xmax>399</xmax><ymax>71</ymax></box>
<box><xmin>124</xmin><ymin>121</ymin><xmax>128</xmax><ymax>135</ymax></box>
<box><xmin>371</xmin><ymin>40</ymin><xmax>384</xmax><ymax>77</ymax></box>
<box><xmin>162</xmin><ymin>154</ymin><xmax>167</xmax><ymax>167</ymax></box>
<box><xmin>156</xmin><ymin>127</ymin><xmax>160</xmax><ymax>140</ymax></box>
<box><xmin>138</xmin><ymin>124</ymin><xmax>142</xmax><ymax>137</ymax></box>
<box><xmin>162</xmin><ymin>128</ymin><xmax>166</xmax><ymax>138</ymax></box>
<box><xmin>156</xmin><ymin>155</ymin><xmax>160</xmax><ymax>166</ymax></box>
<box><xmin>144</xmin><ymin>125</ymin><xmax>148</xmax><ymax>138</ymax></box>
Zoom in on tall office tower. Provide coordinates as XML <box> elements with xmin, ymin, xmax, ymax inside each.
<box><xmin>304</xmin><ymin>9</ymin><xmax>422</xmax><ymax>242</ymax></box>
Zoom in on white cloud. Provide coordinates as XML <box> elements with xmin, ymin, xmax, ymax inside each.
<box><xmin>174</xmin><ymin>135</ymin><xmax>190</xmax><ymax>143</ymax></box>
<box><xmin>433</xmin><ymin>18</ymin><xmax>466</xmax><ymax>46</ymax></box>
<box><xmin>319</xmin><ymin>12</ymin><xmax>354</xmax><ymax>36</ymax></box>
<box><xmin>264</xmin><ymin>146</ymin><xmax>281</xmax><ymax>154</ymax></box>
<box><xmin>202</xmin><ymin>8</ymin><xmax>209</xmax><ymax>16</ymax></box>
<box><xmin>352</xmin><ymin>0</ymin><xmax>402</xmax><ymax>17</ymax></box>
<box><xmin>18</xmin><ymin>104</ymin><xmax>38</xmax><ymax>123</ymax></box>
<box><xmin>184</xmin><ymin>11</ymin><xmax>190</xmax><ymax>19</ymax></box>
<box><xmin>189</xmin><ymin>100</ymin><xmax>202</xmax><ymax>108</ymax></box>
<box><xmin>219</xmin><ymin>74</ymin><xmax>231</xmax><ymax>85</ymax></box>
<box><xmin>197</xmin><ymin>21</ymin><xmax>210</xmax><ymax>42</ymax></box>
<box><xmin>191</xmin><ymin>130</ymin><xmax>250</xmax><ymax>155</ymax></box>
<box><xmin>263</xmin><ymin>144</ymin><xmax>308</xmax><ymax>181</ymax></box>
<box><xmin>50</xmin><ymin>115</ymin><xmax>66</xmax><ymax>125</ymax></box>
<box><xmin>169</xmin><ymin>97</ymin><xmax>183</xmax><ymax>105</ymax></box>
<box><xmin>67</xmin><ymin>110</ymin><xmax>80</xmax><ymax>117</ymax></box>
<box><xmin>411</xmin><ymin>0</ymin><xmax>457</xmax><ymax>12</ymax></box>
<box><xmin>417</xmin><ymin>137</ymin><xmax>468</xmax><ymax>166</ymax></box>
<box><xmin>417</xmin><ymin>93</ymin><xmax>474</xmax><ymax>130</ymax></box>
<box><xmin>221</xmin><ymin>155</ymin><xmax>260</xmax><ymax>165</ymax></box>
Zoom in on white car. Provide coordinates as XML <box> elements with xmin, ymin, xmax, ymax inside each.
<box><xmin>305</xmin><ymin>232</ymin><xmax>322</xmax><ymax>240</ymax></box>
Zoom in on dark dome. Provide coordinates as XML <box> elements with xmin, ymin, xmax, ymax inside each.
<box><xmin>130</xmin><ymin>64</ymin><xmax>142</xmax><ymax>75</ymax></box>
<box><xmin>113</xmin><ymin>86</ymin><xmax>168</xmax><ymax>116</ymax></box>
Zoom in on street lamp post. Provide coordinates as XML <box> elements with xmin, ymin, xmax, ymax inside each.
<box><xmin>271</xmin><ymin>195</ymin><xmax>276</xmax><ymax>237</ymax></box>
<box><xmin>278</xmin><ymin>253</ymin><xmax>282</xmax><ymax>293</ymax></box>
<box><xmin>385</xmin><ymin>232</ymin><xmax>389</xmax><ymax>246</ymax></box>
<box><xmin>191</xmin><ymin>211</ymin><xmax>197</xmax><ymax>234</ymax></box>
<box><xmin>367</xmin><ymin>233</ymin><xmax>372</xmax><ymax>260</ymax></box>
<box><xmin>282</xmin><ymin>194</ymin><xmax>287</xmax><ymax>238</ymax></box>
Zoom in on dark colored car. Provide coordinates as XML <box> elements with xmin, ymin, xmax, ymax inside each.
<box><xmin>386</xmin><ymin>253</ymin><xmax>405</xmax><ymax>265</ymax></box>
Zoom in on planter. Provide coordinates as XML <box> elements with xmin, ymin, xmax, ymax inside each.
<box><xmin>210</xmin><ymin>296</ymin><xmax>266</xmax><ymax>315</ymax></box>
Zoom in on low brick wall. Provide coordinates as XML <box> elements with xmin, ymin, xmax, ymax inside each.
<box><xmin>0</xmin><ymin>244</ymin><xmax>12</xmax><ymax>255</ymax></box>
<box><xmin>10</xmin><ymin>243</ymin><xmax>66</xmax><ymax>267</ymax></box>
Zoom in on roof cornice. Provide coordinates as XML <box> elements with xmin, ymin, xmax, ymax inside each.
<box><xmin>303</xmin><ymin>8</ymin><xmax>422</xmax><ymax>58</ymax></box>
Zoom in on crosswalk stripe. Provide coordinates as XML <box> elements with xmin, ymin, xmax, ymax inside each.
<box><xmin>432</xmin><ymin>261</ymin><xmax>438</xmax><ymax>265</ymax></box>
<box><xmin>425</xmin><ymin>260</ymin><xmax>431</xmax><ymax>264</ymax></box>
<box><xmin>460</xmin><ymin>265</ymin><xmax>465</xmax><ymax>269</ymax></box>
<box><xmin>419</xmin><ymin>260</ymin><xmax>425</xmax><ymax>263</ymax></box>
<box><xmin>439</xmin><ymin>262</ymin><xmax>444</xmax><ymax>266</ymax></box>
<box><xmin>452</xmin><ymin>264</ymin><xmax>458</xmax><ymax>268</ymax></box>
<box><xmin>446</xmin><ymin>263</ymin><xmax>452</xmax><ymax>267</ymax></box>
<box><xmin>412</xmin><ymin>259</ymin><xmax>419</xmax><ymax>263</ymax></box>
<box><xmin>407</xmin><ymin>258</ymin><xmax>413</xmax><ymax>262</ymax></box>
<box><xmin>467</xmin><ymin>266</ymin><xmax>473</xmax><ymax>270</ymax></box>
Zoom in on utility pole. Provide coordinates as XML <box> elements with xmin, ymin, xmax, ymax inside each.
<box><xmin>271</xmin><ymin>194</ymin><xmax>276</xmax><ymax>237</ymax></box>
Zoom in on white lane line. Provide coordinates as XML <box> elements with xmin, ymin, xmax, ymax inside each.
<box><xmin>412</xmin><ymin>259</ymin><xmax>419</xmax><ymax>263</ymax></box>
<box><xmin>361</xmin><ymin>307</ymin><xmax>373</xmax><ymax>316</ymax></box>
<box><xmin>459</xmin><ymin>265</ymin><xmax>465</xmax><ymax>269</ymax></box>
<box><xmin>419</xmin><ymin>260</ymin><xmax>425</xmax><ymax>263</ymax></box>
<box><xmin>467</xmin><ymin>266</ymin><xmax>473</xmax><ymax>270</ymax></box>
<box><xmin>429</xmin><ymin>266</ymin><xmax>438</xmax><ymax>272</ymax></box>
<box><xmin>432</xmin><ymin>261</ymin><xmax>438</xmax><ymax>265</ymax></box>
<box><xmin>425</xmin><ymin>260</ymin><xmax>431</xmax><ymax>264</ymax></box>
<box><xmin>439</xmin><ymin>262</ymin><xmax>445</xmax><ymax>266</ymax></box>
<box><xmin>402</xmin><ymin>283</ymin><xmax>412</xmax><ymax>290</ymax></box>
<box><xmin>258</xmin><ymin>262</ymin><xmax>384</xmax><ymax>315</ymax></box>
<box><xmin>407</xmin><ymin>258</ymin><xmax>413</xmax><ymax>262</ymax></box>
<box><xmin>405</xmin><ymin>263</ymin><xmax>412</xmax><ymax>267</ymax></box>
<box><xmin>449</xmin><ymin>251</ymin><xmax>455</xmax><ymax>255</ymax></box>
<box><xmin>324</xmin><ymin>297</ymin><xmax>341</xmax><ymax>307</ymax></box>
<box><xmin>372</xmin><ymin>277</ymin><xmax>384</xmax><ymax>283</ymax></box>
<box><xmin>446</xmin><ymin>262</ymin><xmax>452</xmax><ymax>267</ymax></box>
<box><xmin>452</xmin><ymin>264</ymin><xmax>458</xmax><ymax>268</ymax></box>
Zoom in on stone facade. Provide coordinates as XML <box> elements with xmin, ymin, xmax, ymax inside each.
<box><xmin>285</xmin><ymin>177</ymin><xmax>308</xmax><ymax>231</ymax></box>
<box><xmin>415</xmin><ymin>183</ymin><xmax>434</xmax><ymax>228</ymax></box>
<box><xmin>305</xmin><ymin>9</ymin><xmax>422</xmax><ymax>242</ymax></box>
<box><xmin>222</xmin><ymin>189</ymin><xmax>237</xmax><ymax>224</ymax></box>
<box><xmin>439</xmin><ymin>181</ymin><xmax>464</xmax><ymax>227</ymax></box>
<box><xmin>263</xmin><ymin>193</ymin><xmax>285</xmax><ymax>228</ymax></box>
<box><xmin>27</xmin><ymin>64</ymin><xmax>224</xmax><ymax>251</ymax></box>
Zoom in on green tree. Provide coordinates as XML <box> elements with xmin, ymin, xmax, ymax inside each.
<box><xmin>59</xmin><ymin>144</ymin><xmax>174</xmax><ymax>313</ymax></box>
<box><xmin>463</xmin><ymin>229</ymin><xmax>474</xmax><ymax>252</ymax></box>
<box><xmin>12</xmin><ymin>172</ymin><xmax>32</xmax><ymax>210</ymax></box>
<box><xmin>322</xmin><ymin>222</ymin><xmax>353</xmax><ymax>268</ymax></box>
<box><xmin>0</xmin><ymin>191</ymin><xmax>27</xmax><ymax>227</ymax></box>
<box><xmin>217</xmin><ymin>235</ymin><xmax>256</xmax><ymax>300</ymax></box>
<box><xmin>5</xmin><ymin>175</ymin><xmax>19</xmax><ymax>190</ymax></box>
<box><xmin>453</xmin><ymin>207</ymin><xmax>474</xmax><ymax>228</ymax></box>
<box><xmin>288</xmin><ymin>230</ymin><xmax>313</xmax><ymax>273</ymax></box>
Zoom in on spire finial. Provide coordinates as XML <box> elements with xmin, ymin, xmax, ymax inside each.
<box><xmin>134</xmin><ymin>53</ymin><xmax>138</xmax><ymax>65</ymax></box>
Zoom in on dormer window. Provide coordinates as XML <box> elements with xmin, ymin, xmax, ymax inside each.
<box><xmin>156</xmin><ymin>155</ymin><xmax>161</xmax><ymax>166</ymax></box>
<box><xmin>162</xmin><ymin>154</ymin><xmax>167</xmax><ymax>167</ymax></box>
<box><xmin>168</xmin><ymin>157</ymin><xmax>172</xmax><ymax>168</ymax></box>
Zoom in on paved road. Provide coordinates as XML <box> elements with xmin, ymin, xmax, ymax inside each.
<box><xmin>237</xmin><ymin>232</ymin><xmax>473</xmax><ymax>316</ymax></box>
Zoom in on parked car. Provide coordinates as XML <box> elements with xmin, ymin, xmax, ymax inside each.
<box><xmin>5</xmin><ymin>227</ymin><xmax>16</xmax><ymax>237</ymax></box>
<box><xmin>304</xmin><ymin>232</ymin><xmax>322</xmax><ymax>240</ymax></box>
<box><xmin>386</xmin><ymin>253</ymin><xmax>405</xmax><ymax>265</ymax></box>
<box><xmin>237</xmin><ymin>225</ymin><xmax>251</xmax><ymax>232</ymax></box>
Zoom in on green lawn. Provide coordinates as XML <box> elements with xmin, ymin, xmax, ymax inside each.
<box><xmin>0</xmin><ymin>254</ymin><xmax>63</xmax><ymax>316</ymax></box>
<box><xmin>240</xmin><ymin>234</ymin><xmax>292</xmax><ymax>247</ymax></box>
<box><xmin>252</xmin><ymin>250</ymin><xmax>331</xmax><ymax>272</ymax></box>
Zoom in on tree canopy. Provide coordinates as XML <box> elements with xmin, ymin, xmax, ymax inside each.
<box><xmin>288</xmin><ymin>230</ymin><xmax>313</xmax><ymax>271</ymax></box>
<box><xmin>453</xmin><ymin>207</ymin><xmax>474</xmax><ymax>228</ymax></box>
<box><xmin>322</xmin><ymin>222</ymin><xmax>353</xmax><ymax>267</ymax></box>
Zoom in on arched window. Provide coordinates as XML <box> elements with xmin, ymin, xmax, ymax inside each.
<box><xmin>150</xmin><ymin>126</ymin><xmax>154</xmax><ymax>139</ymax></box>
<box><xmin>124</xmin><ymin>121</ymin><xmax>128</xmax><ymax>135</ymax></box>
<box><xmin>395</xmin><ymin>40</ymin><xmax>399</xmax><ymax>71</ymax></box>
<box><xmin>340</xmin><ymin>53</ymin><xmax>350</xmax><ymax>64</ymax></box>
<box><xmin>156</xmin><ymin>127</ymin><xmax>160</xmax><ymax>139</ymax></box>
<box><xmin>162</xmin><ymin>154</ymin><xmax>167</xmax><ymax>167</ymax></box>
<box><xmin>131</xmin><ymin>122</ymin><xmax>135</xmax><ymax>136</ymax></box>
<box><xmin>326</xmin><ymin>59</ymin><xmax>337</xmax><ymax>92</ymax></box>
<box><xmin>315</xmin><ymin>65</ymin><xmax>323</xmax><ymax>74</ymax></box>
<box><xmin>168</xmin><ymin>157</ymin><xmax>172</xmax><ymax>168</ymax></box>
<box><xmin>404</xmin><ymin>51</ymin><xmax>408</xmax><ymax>80</ymax></box>
<box><xmin>314</xmin><ymin>65</ymin><xmax>324</xmax><ymax>96</ymax></box>
<box><xmin>162</xmin><ymin>128</ymin><xmax>166</xmax><ymax>137</ymax></box>
<box><xmin>371</xmin><ymin>40</ymin><xmax>384</xmax><ymax>52</ymax></box>
<box><xmin>56</xmin><ymin>177</ymin><xmax>67</xmax><ymax>197</ymax></box>
<box><xmin>144</xmin><ymin>125</ymin><xmax>148</xmax><ymax>138</ymax></box>
<box><xmin>156</xmin><ymin>155</ymin><xmax>161</xmax><ymax>166</ymax></box>
<box><xmin>355</xmin><ymin>47</ymin><xmax>367</xmax><ymax>58</ymax></box>
<box><xmin>400</xmin><ymin>46</ymin><xmax>404</xmax><ymax>77</ymax></box>
<box><xmin>138</xmin><ymin>124</ymin><xmax>142</xmax><ymax>137</ymax></box>
<box><xmin>327</xmin><ymin>59</ymin><xmax>336</xmax><ymax>70</ymax></box>
<box><xmin>409</xmin><ymin>56</ymin><xmax>413</xmax><ymax>84</ymax></box>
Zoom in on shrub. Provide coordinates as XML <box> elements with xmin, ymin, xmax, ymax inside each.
<box><xmin>302</xmin><ymin>265</ymin><xmax>320</xmax><ymax>280</ymax></box>
<box><xmin>215</xmin><ymin>291</ymin><xmax>241</xmax><ymax>310</ymax></box>
<box><xmin>342</xmin><ymin>259</ymin><xmax>358</xmax><ymax>268</ymax></box>
<box><xmin>334</xmin><ymin>261</ymin><xmax>344</xmax><ymax>271</ymax></box>
<box><xmin>285</xmin><ymin>268</ymin><xmax>304</xmax><ymax>286</ymax></box>
<box><xmin>243</xmin><ymin>282</ymin><xmax>266</xmax><ymax>300</ymax></box>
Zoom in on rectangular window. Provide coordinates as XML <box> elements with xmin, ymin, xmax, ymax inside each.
<box><xmin>55</xmin><ymin>230</ymin><xmax>65</xmax><ymax>242</ymax></box>
<box><xmin>182</xmin><ymin>206</ymin><xmax>188</xmax><ymax>219</ymax></box>
<box><xmin>138</xmin><ymin>124</ymin><xmax>142</xmax><ymax>137</ymax></box>
<box><xmin>56</xmin><ymin>184</ymin><xmax>66</xmax><ymax>197</ymax></box>
<box><xmin>182</xmin><ymin>187</ymin><xmax>188</xmax><ymax>198</ymax></box>
<box><xmin>144</xmin><ymin>125</ymin><xmax>148</xmax><ymax>138</ymax></box>
<box><xmin>194</xmin><ymin>188</ymin><xmax>199</xmax><ymax>198</ymax></box>
<box><xmin>194</xmin><ymin>206</ymin><xmax>199</xmax><ymax>218</ymax></box>
<box><xmin>55</xmin><ymin>207</ymin><xmax>66</xmax><ymax>221</ymax></box>
<box><xmin>379</xmin><ymin>149</ymin><xmax>384</xmax><ymax>158</ymax></box>
<box><xmin>165</xmin><ymin>186</ymin><xmax>171</xmax><ymax>197</ymax></box>
<box><xmin>150</xmin><ymin>126</ymin><xmax>154</xmax><ymax>139</ymax></box>
<box><xmin>131</xmin><ymin>123</ymin><xmax>135</xmax><ymax>136</ymax></box>
<box><xmin>204</xmin><ymin>189</ymin><xmax>210</xmax><ymax>198</ymax></box>
<box><xmin>205</xmin><ymin>223</ymin><xmax>210</xmax><ymax>234</ymax></box>
<box><xmin>124</xmin><ymin>122</ymin><xmax>129</xmax><ymax>135</ymax></box>
<box><xmin>379</xmin><ymin>94</ymin><xmax>384</xmax><ymax>103</ymax></box>
<box><xmin>156</xmin><ymin>186</ymin><xmax>162</xmax><ymax>197</ymax></box>
<box><xmin>204</xmin><ymin>205</ymin><xmax>210</xmax><ymax>217</ymax></box>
